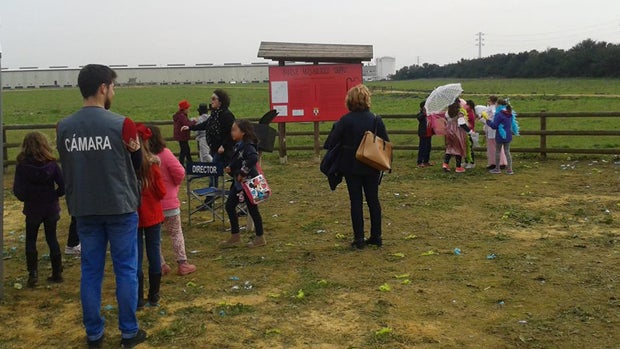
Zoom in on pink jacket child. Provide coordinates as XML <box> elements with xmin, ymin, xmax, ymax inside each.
<box><xmin>148</xmin><ymin>126</ymin><xmax>197</xmax><ymax>276</ymax></box>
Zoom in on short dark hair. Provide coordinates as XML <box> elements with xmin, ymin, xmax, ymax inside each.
<box><xmin>78</xmin><ymin>64</ymin><xmax>117</xmax><ymax>99</ymax></box>
<box><xmin>213</xmin><ymin>89</ymin><xmax>231</xmax><ymax>108</ymax></box>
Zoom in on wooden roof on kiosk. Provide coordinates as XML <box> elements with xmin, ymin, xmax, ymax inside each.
<box><xmin>257</xmin><ymin>41</ymin><xmax>373</xmax><ymax>63</ymax></box>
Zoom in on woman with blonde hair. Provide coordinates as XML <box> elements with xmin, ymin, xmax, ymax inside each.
<box><xmin>325</xmin><ymin>84</ymin><xmax>389</xmax><ymax>249</ymax></box>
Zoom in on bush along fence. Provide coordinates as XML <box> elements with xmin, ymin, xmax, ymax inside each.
<box><xmin>2</xmin><ymin>112</ymin><xmax>620</xmax><ymax>168</ymax></box>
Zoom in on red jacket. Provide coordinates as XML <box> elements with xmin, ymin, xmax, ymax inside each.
<box><xmin>173</xmin><ymin>110</ymin><xmax>194</xmax><ymax>141</ymax></box>
<box><xmin>138</xmin><ymin>163</ymin><xmax>166</xmax><ymax>228</ymax></box>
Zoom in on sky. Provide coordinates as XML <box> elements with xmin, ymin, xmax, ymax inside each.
<box><xmin>0</xmin><ymin>0</ymin><xmax>618</xmax><ymax>70</ymax></box>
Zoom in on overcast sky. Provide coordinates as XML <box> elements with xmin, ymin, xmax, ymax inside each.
<box><xmin>1</xmin><ymin>0</ymin><xmax>618</xmax><ymax>69</ymax></box>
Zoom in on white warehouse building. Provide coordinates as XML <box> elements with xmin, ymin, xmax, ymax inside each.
<box><xmin>1</xmin><ymin>63</ymin><xmax>271</xmax><ymax>89</ymax></box>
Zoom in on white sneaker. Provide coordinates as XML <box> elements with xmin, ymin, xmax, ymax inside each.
<box><xmin>465</xmin><ymin>163</ymin><xmax>476</xmax><ymax>169</ymax></box>
<box><xmin>65</xmin><ymin>244</ymin><xmax>81</xmax><ymax>256</ymax></box>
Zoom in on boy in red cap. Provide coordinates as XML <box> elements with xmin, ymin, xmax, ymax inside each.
<box><xmin>173</xmin><ymin>100</ymin><xmax>194</xmax><ymax>168</ymax></box>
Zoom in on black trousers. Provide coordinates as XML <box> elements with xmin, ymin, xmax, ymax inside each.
<box><xmin>417</xmin><ymin>136</ymin><xmax>432</xmax><ymax>164</ymax></box>
<box><xmin>225</xmin><ymin>185</ymin><xmax>264</xmax><ymax>236</ymax></box>
<box><xmin>444</xmin><ymin>154</ymin><xmax>463</xmax><ymax>167</ymax></box>
<box><xmin>67</xmin><ymin>216</ymin><xmax>80</xmax><ymax>247</ymax></box>
<box><xmin>178</xmin><ymin>141</ymin><xmax>192</xmax><ymax>168</ymax></box>
<box><xmin>25</xmin><ymin>214</ymin><xmax>61</xmax><ymax>256</ymax></box>
<box><xmin>344</xmin><ymin>174</ymin><xmax>382</xmax><ymax>242</ymax></box>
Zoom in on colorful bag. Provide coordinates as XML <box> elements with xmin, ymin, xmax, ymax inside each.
<box><xmin>355</xmin><ymin>116</ymin><xmax>393</xmax><ymax>172</ymax></box>
<box><xmin>241</xmin><ymin>163</ymin><xmax>271</xmax><ymax>205</ymax></box>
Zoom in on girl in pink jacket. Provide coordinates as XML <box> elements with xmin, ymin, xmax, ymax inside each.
<box><xmin>148</xmin><ymin>126</ymin><xmax>197</xmax><ymax>276</ymax></box>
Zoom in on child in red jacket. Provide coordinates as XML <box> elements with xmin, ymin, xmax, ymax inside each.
<box><xmin>173</xmin><ymin>100</ymin><xmax>195</xmax><ymax>168</ymax></box>
<box><xmin>136</xmin><ymin>124</ymin><xmax>167</xmax><ymax>307</ymax></box>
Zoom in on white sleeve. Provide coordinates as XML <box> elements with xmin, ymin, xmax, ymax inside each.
<box><xmin>457</xmin><ymin>116</ymin><xmax>466</xmax><ymax>126</ymax></box>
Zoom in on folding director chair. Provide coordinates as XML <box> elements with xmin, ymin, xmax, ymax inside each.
<box><xmin>186</xmin><ymin>162</ymin><xmax>227</xmax><ymax>229</ymax></box>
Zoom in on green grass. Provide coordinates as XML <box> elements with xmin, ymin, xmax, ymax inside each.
<box><xmin>2</xmin><ymin>79</ymin><xmax>619</xmax><ymax>162</ymax></box>
<box><xmin>370</xmin><ymin>78</ymin><xmax>620</xmax><ymax>95</ymax></box>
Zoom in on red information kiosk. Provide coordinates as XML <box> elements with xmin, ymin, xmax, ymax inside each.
<box><xmin>257</xmin><ymin>42</ymin><xmax>373</xmax><ymax>163</ymax></box>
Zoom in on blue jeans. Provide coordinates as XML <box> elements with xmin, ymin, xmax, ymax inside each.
<box><xmin>77</xmin><ymin>212</ymin><xmax>140</xmax><ymax>341</ymax></box>
<box><xmin>138</xmin><ymin>224</ymin><xmax>162</xmax><ymax>275</ymax></box>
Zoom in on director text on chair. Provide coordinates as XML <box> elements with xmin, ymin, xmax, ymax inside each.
<box><xmin>186</xmin><ymin>161</ymin><xmax>227</xmax><ymax>228</ymax></box>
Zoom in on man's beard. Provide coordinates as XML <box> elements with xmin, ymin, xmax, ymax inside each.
<box><xmin>104</xmin><ymin>97</ymin><xmax>112</xmax><ymax>110</ymax></box>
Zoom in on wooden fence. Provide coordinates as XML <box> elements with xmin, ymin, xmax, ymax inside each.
<box><xmin>2</xmin><ymin>112</ymin><xmax>619</xmax><ymax>168</ymax></box>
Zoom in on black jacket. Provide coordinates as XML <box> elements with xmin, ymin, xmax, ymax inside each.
<box><xmin>13</xmin><ymin>158</ymin><xmax>65</xmax><ymax>219</ymax></box>
<box><xmin>328</xmin><ymin>111</ymin><xmax>389</xmax><ymax>176</ymax></box>
<box><xmin>228</xmin><ymin>141</ymin><xmax>259</xmax><ymax>192</ymax></box>
<box><xmin>189</xmin><ymin>107</ymin><xmax>235</xmax><ymax>160</ymax></box>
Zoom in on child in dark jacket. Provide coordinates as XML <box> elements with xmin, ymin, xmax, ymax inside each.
<box><xmin>220</xmin><ymin>120</ymin><xmax>266</xmax><ymax>248</ymax></box>
<box><xmin>135</xmin><ymin>124</ymin><xmax>167</xmax><ymax>307</ymax></box>
<box><xmin>13</xmin><ymin>132</ymin><xmax>65</xmax><ymax>287</ymax></box>
<box><xmin>416</xmin><ymin>100</ymin><xmax>433</xmax><ymax>167</ymax></box>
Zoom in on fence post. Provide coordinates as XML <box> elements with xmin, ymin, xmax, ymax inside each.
<box><xmin>2</xmin><ymin>125</ymin><xmax>7</xmax><ymax>173</ymax></box>
<box><xmin>278</xmin><ymin>122</ymin><xmax>287</xmax><ymax>164</ymax></box>
<box><xmin>313</xmin><ymin>121</ymin><xmax>321</xmax><ymax>161</ymax></box>
<box><xmin>540</xmin><ymin>111</ymin><xmax>547</xmax><ymax>159</ymax></box>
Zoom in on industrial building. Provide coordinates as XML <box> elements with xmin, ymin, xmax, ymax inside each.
<box><xmin>375</xmin><ymin>56</ymin><xmax>396</xmax><ymax>80</ymax></box>
<box><xmin>1</xmin><ymin>63</ymin><xmax>271</xmax><ymax>89</ymax></box>
<box><xmin>1</xmin><ymin>57</ymin><xmax>395</xmax><ymax>89</ymax></box>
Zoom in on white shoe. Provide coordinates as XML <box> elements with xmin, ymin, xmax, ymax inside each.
<box><xmin>465</xmin><ymin>163</ymin><xmax>476</xmax><ymax>169</ymax></box>
<box><xmin>65</xmin><ymin>244</ymin><xmax>81</xmax><ymax>256</ymax></box>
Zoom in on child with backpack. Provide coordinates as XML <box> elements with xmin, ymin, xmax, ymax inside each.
<box><xmin>220</xmin><ymin>120</ymin><xmax>266</xmax><ymax>248</ymax></box>
<box><xmin>135</xmin><ymin>124</ymin><xmax>166</xmax><ymax>307</ymax></box>
<box><xmin>13</xmin><ymin>132</ymin><xmax>65</xmax><ymax>287</ymax></box>
<box><xmin>482</xmin><ymin>99</ymin><xmax>519</xmax><ymax>174</ymax></box>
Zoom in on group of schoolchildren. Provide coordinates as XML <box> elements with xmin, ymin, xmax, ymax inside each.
<box><xmin>12</xmin><ymin>97</ymin><xmax>265</xmax><ymax>310</ymax></box>
<box><xmin>416</xmin><ymin>95</ymin><xmax>518</xmax><ymax>174</ymax></box>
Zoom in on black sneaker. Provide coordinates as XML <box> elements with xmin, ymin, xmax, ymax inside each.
<box><xmin>365</xmin><ymin>238</ymin><xmax>383</xmax><ymax>247</ymax></box>
<box><xmin>121</xmin><ymin>329</ymin><xmax>147</xmax><ymax>348</ymax></box>
<box><xmin>350</xmin><ymin>240</ymin><xmax>366</xmax><ymax>250</ymax></box>
<box><xmin>486</xmin><ymin>165</ymin><xmax>496</xmax><ymax>170</ymax></box>
<box><xmin>87</xmin><ymin>334</ymin><xmax>104</xmax><ymax>349</ymax></box>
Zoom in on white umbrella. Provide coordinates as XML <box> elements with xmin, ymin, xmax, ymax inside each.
<box><xmin>424</xmin><ymin>83</ymin><xmax>463</xmax><ymax>114</ymax></box>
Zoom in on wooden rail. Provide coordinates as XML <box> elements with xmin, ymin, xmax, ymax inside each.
<box><xmin>3</xmin><ymin>112</ymin><xmax>619</xmax><ymax>167</ymax></box>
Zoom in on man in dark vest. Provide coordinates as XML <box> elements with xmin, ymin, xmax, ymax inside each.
<box><xmin>57</xmin><ymin>64</ymin><xmax>146</xmax><ymax>348</ymax></box>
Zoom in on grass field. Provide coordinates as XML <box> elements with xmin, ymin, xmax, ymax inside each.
<box><xmin>2</xmin><ymin>79</ymin><xmax>620</xmax><ymax>162</ymax></box>
<box><xmin>1</xmin><ymin>79</ymin><xmax>620</xmax><ymax>348</ymax></box>
<box><xmin>1</xmin><ymin>155</ymin><xmax>619</xmax><ymax>348</ymax></box>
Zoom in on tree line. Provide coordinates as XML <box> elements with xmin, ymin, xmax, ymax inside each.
<box><xmin>392</xmin><ymin>39</ymin><xmax>620</xmax><ymax>79</ymax></box>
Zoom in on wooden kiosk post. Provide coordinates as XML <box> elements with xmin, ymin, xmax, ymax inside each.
<box><xmin>257</xmin><ymin>42</ymin><xmax>373</xmax><ymax>164</ymax></box>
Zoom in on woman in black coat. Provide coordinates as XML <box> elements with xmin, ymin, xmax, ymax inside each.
<box><xmin>327</xmin><ymin>84</ymin><xmax>389</xmax><ymax>249</ymax></box>
<box><xmin>182</xmin><ymin>89</ymin><xmax>235</xmax><ymax>189</ymax></box>
<box><xmin>183</xmin><ymin>89</ymin><xmax>235</xmax><ymax>165</ymax></box>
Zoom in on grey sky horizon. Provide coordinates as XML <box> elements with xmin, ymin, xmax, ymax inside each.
<box><xmin>0</xmin><ymin>0</ymin><xmax>618</xmax><ymax>70</ymax></box>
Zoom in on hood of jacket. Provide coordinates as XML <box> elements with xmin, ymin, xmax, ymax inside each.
<box><xmin>18</xmin><ymin>159</ymin><xmax>57</xmax><ymax>184</ymax></box>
